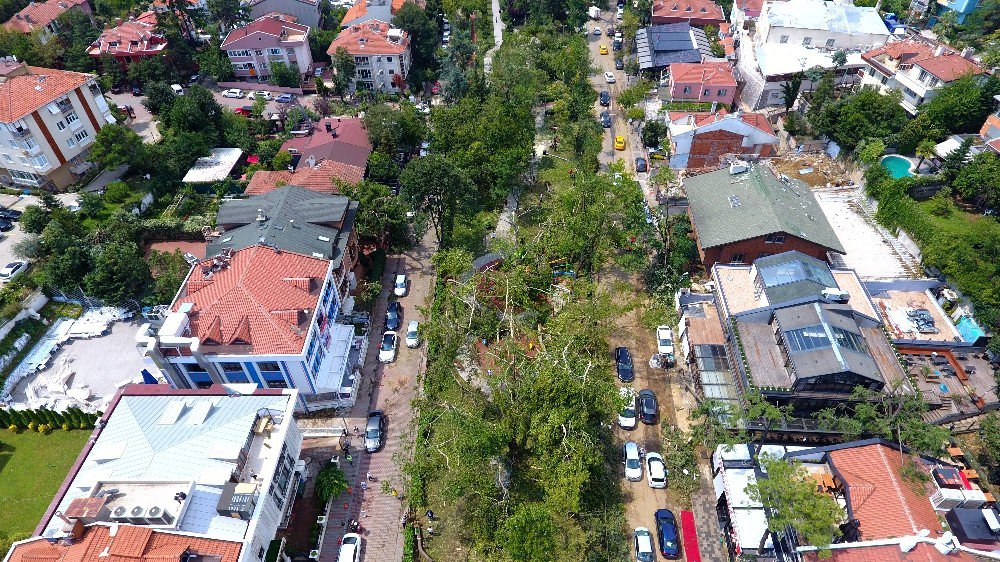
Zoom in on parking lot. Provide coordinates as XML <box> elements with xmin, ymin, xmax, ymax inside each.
<box><xmin>0</xmin><ymin>193</ymin><xmax>78</xmax><ymax>277</ymax></box>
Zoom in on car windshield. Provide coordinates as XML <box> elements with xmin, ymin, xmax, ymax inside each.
<box><xmin>642</xmin><ymin>396</ymin><xmax>654</xmax><ymax>409</ymax></box>
<box><xmin>366</xmin><ymin>427</ymin><xmax>380</xmax><ymax>438</ymax></box>
<box><xmin>381</xmin><ymin>335</ymin><xmax>394</xmax><ymax>350</ymax></box>
<box><xmin>659</xmin><ymin>336</ymin><xmax>670</xmax><ymax>345</ymax></box>
<box><xmin>626</xmin><ymin>457</ymin><xmax>640</xmax><ymax>469</ymax></box>
<box><xmin>343</xmin><ymin>536</ymin><xmax>357</xmax><ymax>546</ymax></box>
<box><xmin>396</xmin><ymin>280</ymin><xmax>405</xmax><ymax>287</ymax></box>
<box><xmin>619</xmin><ymin>353</ymin><xmax>631</xmax><ymax>367</ymax></box>
<box><xmin>622</xmin><ymin>405</ymin><xmax>635</xmax><ymax>416</ymax></box>
<box><xmin>387</xmin><ymin>308</ymin><xmax>398</xmax><ymax>319</ymax></box>
<box><xmin>407</xmin><ymin>329</ymin><xmax>418</xmax><ymax>339</ymax></box>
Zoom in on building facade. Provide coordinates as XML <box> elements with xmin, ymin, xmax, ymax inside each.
<box><xmin>4</xmin><ymin>0</ymin><xmax>92</xmax><ymax>43</ymax></box>
<box><xmin>0</xmin><ymin>62</ymin><xmax>113</xmax><ymax>190</ymax></box>
<box><xmin>326</xmin><ymin>20</ymin><xmax>409</xmax><ymax>92</ymax></box>
<box><xmin>651</xmin><ymin>0</ymin><xmax>725</xmax><ymax>27</ymax></box>
<box><xmin>137</xmin><ymin>186</ymin><xmax>365</xmax><ymax>411</ymax></box>
<box><xmin>860</xmin><ymin>39</ymin><xmax>985</xmax><ymax>114</ymax></box>
<box><xmin>666</xmin><ymin>110</ymin><xmax>778</xmax><ymax>170</ymax></box>
<box><xmin>668</xmin><ymin>61</ymin><xmax>737</xmax><ymax>106</ymax></box>
<box><xmin>247</xmin><ymin>0</ymin><xmax>320</xmax><ymax>29</ymax></box>
<box><xmin>88</xmin><ymin>13</ymin><xmax>167</xmax><ymax>67</ymax></box>
<box><xmin>221</xmin><ymin>14</ymin><xmax>313</xmax><ymax>80</ymax></box>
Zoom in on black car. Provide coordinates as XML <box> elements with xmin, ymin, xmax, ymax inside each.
<box><xmin>615</xmin><ymin>58</ymin><xmax>624</xmax><ymax>70</ymax></box>
<box><xmin>635</xmin><ymin>157</ymin><xmax>648</xmax><ymax>173</ymax></box>
<box><xmin>0</xmin><ymin>219</ymin><xmax>13</xmax><ymax>232</ymax></box>
<box><xmin>599</xmin><ymin>90</ymin><xmax>611</xmax><ymax>106</ymax></box>
<box><xmin>0</xmin><ymin>208</ymin><xmax>22</xmax><ymax>220</ymax></box>
<box><xmin>606</xmin><ymin>26</ymin><xmax>614</xmax><ymax>36</ymax></box>
<box><xmin>385</xmin><ymin>301</ymin><xmax>402</xmax><ymax>331</ymax></box>
<box><xmin>615</xmin><ymin>346</ymin><xmax>634</xmax><ymax>382</ymax></box>
<box><xmin>131</xmin><ymin>84</ymin><xmax>142</xmax><ymax>96</ymax></box>
<box><xmin>600</xmin><ymin>111</ymin><xmax>612</xmax><ymax>128</ymax></box>
<box><xmin>613</xmin><ymin>39</ymin><xmax>622</xmax><ymax>51</ymax></box>
<box><xmin>638</xmin><ymin>389</ymin><xmax>657</xmax><ymax>424</ymax></box>
<box><xmin>655</xmin><ymin>509</ymin><xmax>680</xmax><ymax>559</ymax></box>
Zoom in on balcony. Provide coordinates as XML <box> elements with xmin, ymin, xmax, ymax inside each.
<box><xmin>20</xmin><ymin>142</ymin><xmax>42</xmax><ymax>156</ymax></box>
<box><xmin>56</xmin><ymin>99</ymin><xmax>74</xmax><ymax>114</ymax></box>
<box><xmin>10</xmin><ymin>127</ymin><xmax>31</xmax><ymax>138</ymax></box>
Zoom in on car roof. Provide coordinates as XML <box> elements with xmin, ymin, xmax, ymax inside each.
<box><xmin>655</xmin><ymin>508</ymin><xmax>675</xmax><ymax>521</ymax></box>
<box><xmin>395</xmin><ymin>274</ymin><xmax>406</xmax><ymax>281</ymax></box>
<box><xmin>624</xmin><ymin>441</ymin><xmax>639</xmax><ymax>454</ymax></box>
<box><xmin>639</xmin><ymin>389</ymin><xmax>655</xmax><ymax>398</ymax></box>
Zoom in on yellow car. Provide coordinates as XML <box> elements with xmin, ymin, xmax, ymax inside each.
<box><xmin>614</xmin><ymin>135</ymin><xmax>626</xmax><ymax>150</ymax></box>
<box><xmin>599</xmin><ymin>44</ymin><xmax>609</xmax><ymax>55</ymax></box>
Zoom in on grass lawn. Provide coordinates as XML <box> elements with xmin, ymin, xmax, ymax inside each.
<box><xmin>0</xmin><ymin>429</ymin><xmax>89</xmax><ymax>537</ymax></box>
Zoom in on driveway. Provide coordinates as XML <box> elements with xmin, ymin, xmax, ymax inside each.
<box><xmin>103</xmin><ymin>91</ymin><xmax>161</xmax><ymax>143</ymax></box>
<box><xmin>320</xmin><ymin>229</ymin><xmax>437</xmax><ymax>562</ymax></box>
<box><xmin>0</xmin><ymin>193</ymin><xmax>79</xmax><ymax>278</ymax></box>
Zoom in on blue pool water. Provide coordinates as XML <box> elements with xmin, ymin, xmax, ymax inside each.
<box><xmin>955</xmin><ymin>315</ymin><xmax>986</xmax><ymax>343</ymax></box>
<box><xmin>881</xmin><ymin>155</ymin><xmax>914</xmax><ymax>179</ymax></box>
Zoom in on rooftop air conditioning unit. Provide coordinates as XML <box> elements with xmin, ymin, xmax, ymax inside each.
<box><xmin>930</xmin><ymin>488</ymin><xmax>964</xmax><ymax>511</ymax></box>
<box><xmin>145</xmin><ymin>505</ymin><xmax>174</xmax><ymax>525</ymax></box>
<box><xmin>126</xmin><ymin>505</ymin><xmax>148</xmax><ymax>525</ymax></box>
<box><xmin>110</xmin><ymin>505</ymin><xmax>130</xmax><ymax>522</ymax></box>
<box><xmin>821</xmin><ymin>288</ymin><xmax>850</xmax><ymax>302</ymax></box>
<box><xmin>962</xmin><ymin>489</ymin><xmax>987</xmax><ymax>509</ymax></box>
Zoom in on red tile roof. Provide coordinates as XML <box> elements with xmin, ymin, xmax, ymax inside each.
<box><xmin>245</xmin><ymin>159</ymin><xmax>364</xmax><ymax>195</ymax></box>
<box><xmin>803</xmin><ymin>543</ymin><xmax>972</xmax><ymax>561</ymax></box>
<box><xmin>221</xmin><ymin>13</ymin><xmax>310</xmax><ymax>49</ymax></box>
<box><xmin>340</xmin><ymin>0</ymin><xmax>416</xmax><ymax>27</ymax></box>
<box><xmin>668</xmin><ymin>109</ymin><xmax>775</xmax><ymax>135</ymax></box>
<box><xmin>0</xmin><ymin>65</ymin><xmax>91</xmax><ymax>123</ymax></box>
<box><xmin>173</xmin><ymin>244</ymin><xmax>329</xmax><ymax>355</ymax></box>
<box><xmin>828</xmin><ymin>443</ymin><xmax>943</xmax><ymax>540</ymax></box>
<box><xmin>281</xmin><ymin>117</ymin><xmax>371</xmax><ymax>170</ymax></box>
<box><xmin>733</xmin><ymin>0</ymin><xmax>763</xmax><ymax>17</ymax></box>
<box><xmin>651</xmin><ymin>0</ymin><xmax>724</xmax><ymax>23</ymax></box>
<box><xmin>862</xmin><ymin>39</ymin><xmax>985</xmax><ymax>83</ymax></box>
<box><xmin>7</xmin><ymin>525</ymin><xmax>242</xmax><ymax>562</ymax></box>
<box><xmin>670</xmin><ymin>61</ymin><xmax>736</xmax><ymax>87</ymax></box>
<box><xmin>4</xmin><ymin>0</ymin><xmax>89</xmax><ymax>33</ymax></box>
<box><xmin>327</xmin><ymin>19</ymin><xmax>408</xmax><ymax>55</ymax></box>
<box><xmin>88</xmin><ymin>14</ymin><xmax>167</xmax><ymax>59</ymax></box>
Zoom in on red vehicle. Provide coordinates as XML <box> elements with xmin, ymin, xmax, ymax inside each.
<box><xmin>430</xmin><ymin>81</ymin><xmax>441</xmax><ymax>94</ymax></box>
<box><xmin>234</xmin><ymin>106</ymin><xmax>253</xmax><ymax>116</ymax></box>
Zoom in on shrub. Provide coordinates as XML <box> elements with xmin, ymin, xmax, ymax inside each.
<box><xmin>27</xmin><ymin>421</ymin><xmax>35</xmax><ymax>431</ymax></box>
<box><xmin>8</xmin><ymin>424</ymin><xmax>17</xmax><ymax>433</ymax></box>
<box><xmin>62</xmin><ymin>423</ymin><xmax>71</xmax><ymax>431</ymax></box>
<box><xmin>315</xmin><ymin>464</ymin><xmax>348</xmax><ymax>504</ymax></box>
<box><xmin>103</xmin><ymin>181</ymin><xmax>132</xmax><ymax>205</ymax></box>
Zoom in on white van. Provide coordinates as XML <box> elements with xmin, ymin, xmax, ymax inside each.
<box><xmin>337</xmin><ymin>533</ymin><xmax>361</xmax><ymax>562</ymax></box>
<box><xmin>170</xmin><ymin>84</ymin><xmax>184</xmax><ymax>95</ymax></box>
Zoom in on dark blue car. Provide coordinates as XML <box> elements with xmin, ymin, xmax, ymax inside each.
<box><xmin>615</xmin><ymin>346</ymin><xmax>634</xmax><ymax>382</ymax></box>
<box><xmin>655</xmin><ymin>509</ymin><xmax>680</xmax><ymax>559</ymax></box>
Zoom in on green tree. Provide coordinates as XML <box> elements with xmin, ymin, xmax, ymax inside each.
<box><xmin>392</xmin><ymin>1</ymin><xmax>440</xmax><ymax>86</ymax></box>
<box><xmin>127</xmin><ymin>55</ymin><xmax>179</xmax><ymax>85</ymax></box>
<box><xmin>196</xmin><ymin>36</ymin><xmax>235</xmax><ymax>81</ymax></box>
<box><xmin>856</xmin><ymin>138</ymin><xmax>886</xmax><ymax>166</ymax></box>
<box><xmin>941</xmin><ymin>136</ymin><xmax>974</xmax><ymax>183</ymax></box>
<box><xmin>90</xmin><ymin>124</ymin><xmax>146</xmax><ymax>169</ymax></box>
<box><xmin>980</xmin><ymin>412</ymin><xmax>1000</xmax><ymax>464</ymax></box>
<box><xmin>142</xmin><ymin>81</ymin><xmax>177</xmax><ymax>114</ymax></box>
<box><xmin>163</xmin><ymin>85</ymin><xmax>224</xmax><ymax>144</ymax></box>
<box><xmin>954</xmin><ymin>151</ymin><xmax>1000</xmax><ymax>209</ymax></box>
<box><xmin>270</xmin><ymin>150</ymin><xmax>293</xmax><ymax>171</ymax></box>
<box><xmin>497</xmin><ymin>504</ymin><xmax>557</xmax><ymax>562</ymax></box>
<box><xmin>330</xmin><ymin>45</ymin><xmax>356</xmax><ymax>99</ymax></box>
<box><xmin>915</xmin><ymin>138</ymin><xmax>937</xmax><ymax>168</ymax></box>
<box><xmin>895</xmin><ymin>113</ymin><xmax>944</xmax><ymax>154</ymax></box>
<box><xmin>43</xmin><ymin>244</ymin><xmax>92</xmax><ymax>291</ymax></box>
<box><xmin>781</xmin><ymin>72</ymin><xmax>804</xmax><ymax>111</ymax></box>
<box><xmin>817</xmin><ymin>87</ymin><xmax>908</xmax><ymax>151</ymax></box>
<box><xmin>806</xmin><ymin>71</ymin><xmax>835</xmax><ymax>130</ymax></box>
<box><xmin>103</xmin><ymin>180</ymin><xmax>132</xmax><ymax>204</ymax></box>
<box><xmin>147</xmin><ymin>249</ymin><xmax>192</xmax><ymax>304</ymax></box>
<box><xmin>746</xmin><ymin>457</ymin><xmax>845</xmax><ymax>554</ymax></box>
<box><xmin>616</xmin><ymin>79</ymin><xmax>651</xmax><ymax>109</ymax></box>
<box><xmin>19</xmin><ymin>205</ymin><xmax>51</xmax><ymax>234</ymax></box>
<box><xmin>783</xmin><ymin>111</ymin><xmax>809</xmax><ymax>138</ymax></box>
<box><xmin>56</xmin><ymin>10</ymin><xmax>101</xmax><ymax>72</ymax></box>
<box><xmin>366</xmin><ymin>151</ymin><xmax>399</xmax><ymax>184</ymax></box>
<box><xmin>922</xmin><ymin>75</ymin><xmax>997</xmax><ymax>134</ymax></box>
<box><xmin>79</xmin><ymin>192</ymin><xmax>104</xmax><ymax>217</ymax></box>
<box><xmin>641</xmin><ymin>120</ymin><xmax>668</xmax><ymax>148</ymax></box>
<box><xmin>268</xmin><ymin>61</ymin><xmax>301</xmax><ymax>87</ymax></box>
<box><xmin>399</xmin><ymin>154</ymin><xmax>473</xmax><ymax>246</ymax></box>
<box><xmin>84</xmin><ymin>241</ymin><xmax>152</xmax><ymax>305</ymax></box>
<box><xmin>343</xmin><ymin>180</ymin><xmax>409</xmax><ymax>248</ymax></box>
<box><xmin>315</xmin><ymin>464</ymin><xmax>348</xmax><ymax>503</ymax></box>
<box><xmin>310</xmin><ymin>28</ymin><xmax>339</xmax><ymax>63</ymax></box>
<box><xmin>207</xmin><ymin>0</ymin><xmax>246</xmax><ymax>28</ymax></box>
<box><xmin>363</xmin><ymin>103</ymin><xmax>424</xmax><ymax>155</ymax></box>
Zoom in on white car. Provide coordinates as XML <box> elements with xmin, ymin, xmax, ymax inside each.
<box><xmin>393</xmin><ymin>274</ymin><xmax>409</xmax><ymax>297</ymax></box>
<box><xmin>405</xmin><ymin>320</ymin><xmax>420</xmax><ymax>348</ymax></box>
<box><xmin>222</xmin><ymin>88</ymin><xmax>244</xmax><ymax>98</ymax></box>
<box><xmin>248</xmin><ymin>90</ymin><xmax>272</xmax><ymax>101</ymax></box>
<box><xmin>0</xmin><ymin>261</ymin><xmax>26</xmax><ymax>280</ymax></box>
<box><xmin>616</xmin><ymin>6</ymin><xmax>624</xmax><ymax>19</ymax></box>
<box><xmin>378</xmin><ymin>331</ymin><xmax>398</xmax><ymax>363</ymax></box>
<box><xmin>337</xmin><ymin>533</ymin><xmax>361</xmax><ymax>562</ymax></box>
<box><xmin>656</xmin><ymin>325</ymin><xmax>674</xmax><ymax>356</ymax></box>
<box><xmin>604</xmin><ymin>71</ymin><xmax>616</xmax><ymax>83</ymax></box>
<box><xmin>623</xmin><ymin>441</ymin><xmax>642</xmax><ymax>482</ymax></box>
<box><xmin>618</xmin><ymin>387</ymin><xmax>637</xmax><ymax>430</ymax></box>
<box><xmin>633</xmin><ymin>527</ymin><xmax>654</xmax><ymax>562</ymax></box>
<box><xmin>646</xmin><ymin>452</ymin><xmax>667</xmax><ymax>488</ymax></box>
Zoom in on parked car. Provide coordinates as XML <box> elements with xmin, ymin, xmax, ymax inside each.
<box><xmin>623</xmin><ymin>441</ymin><xmax>642</xmax><ymax>481</ymax></box>
<box><xmin>0</xmin><ymin>261</ymin><xmax>26</xmax><ymax>280</ymax></box>
<box><xmin>222</xmin><ymin>88</ymin><xmax>244</xmax><ymax>98</ymax></box>
<box><xmin>634</xmin><ymin>527</ymin><xmax>655</xmax><ymax>562</ymax></box>
<box><xmin>618</xmin><ymin>386</ymin><xmax>636</xmax><ymax>429</ymax></box>
<box><xmin>337</xmin><ymin>533</ymin><xmax>362</xmax><ymax>562</ymax></box>
<box><xmin>234</xmin><ymin>106</ymin><xmax>253</xmax><ymax>116</ymax></box>
<box><xmin>599</xmin><ymin>90</ymin><xmax>611</xmax><ymax>106</ymax></box>
<box><xmin>170</xmin><ymin>84</ymin><xmax>184</xmax><ymax>95</ymax></box>
<box><xmin>275</xmin><ymin>93</ymin><xmax>295</xmax><ymax>103</ymax></box>
<box><xmin>599</xmin><ymin>44</ymin><xmax>609</xmax><ymax>55</ymax></box>
<box><xmin>249</xmin><ymin>90</ymin><xmax>272</xmax><ymax>101</ymax></box>
<box><xmin>606</xmin><ymin>26</ymin><xmax>614</xmax><ymax>36</ymax></box>
<box><xmin>385</xmin><ymin>302</ymin><xmax>403</xmax><ymax>332</ymax></box>
<box><xmin>615</xmin><ymin>57</ymin><xmax>624</xmax><ymax>70</ymax></box>
<box><xmin>378</xmin><ymin>331</ymin><xmax>398</xmax><ymax>363</ymax></box>
<box><xmin>613</xmin><ymin>39</ymin><xmax>622</xmax><ymax>51</ymax></box>
<box><xmin>644</xmin><ymin>204</ymin><xmax>654</xmax><ymax>224</ymax></box>
<box><xmin>656</xmin><ymin>325</ymin><xmax>675</xmax><ymax>362</ymax></box>
<box><xmin>0</xmin><ymin>208</ymin><xmax>22</xmax><ymax>220</ymax></box>
<box><xmin>614</xmin><ymin>135</ymin><xmax>626</xmax><ymax>150</ymax></box>
<box><xmin>186</xmin><ymin>73</ymin><xmax>200</xmax><ymax>86</ymax></box>
<box><xmin>394</xmin><ymin>274</ymin><xmax>409</xmax><ymax>297</ymax></box>
<box><xmin>0</xmin><ymin>219</ymin><xmax>13</xmax><ymax>232</ymax></box>
<box><xmin>593</xmin><ymin>27</ymin><xmax>602</xmax><ymax>35</ymax></box>
<box><xmin>616</xmin><ymin>6</ymin><xmax>623</xmax><ymax>18</ymax></box>
<box><xmin>655</xmin><ymin>509</ymin><xmax>680</xmax><ymax>559</ymax></box>
<box><xmin>646</xmin><ymin>452</ymin><xmax>667</xmax><ymax>488</ymax></box>
<box><xmin>615</xmin><ymin>346</ymin><xmax>634</xmax><ymax>382</ymax></box>
<box><xmin>405</xmin><ymin>320</ymin><xmax>420</xmax><ymax>348</ymax></box>
<box><xmin>638</xmin><ymin>389</ymin><xmax>658</xmax><ymax>424</ymax></box>
<box><xmin>364</xmin><ymin>411</ymin><xmax>386</xmax><ymax>452</ymax></box>
<box><xmin>635</xmin><ymin>157</ymin><xmax>648</xmax><ymax>173</ymax></box>
<box><xmin>131</xmin><ymin>84</ymin><xmax>143</xmax><ymax>96</ymax></box>
<box><xmin>600</xmin><ymin>111</ymin><xmax>612</xmax><ymax>128</ymax></box>
<box><xmin>604</xmin><ymin>71</ymin><xmax>616</xmax><ymax>83</ymax></box>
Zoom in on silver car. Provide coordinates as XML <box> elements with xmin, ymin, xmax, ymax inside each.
<box><xmin>364</xmin><ymin>410</ymin><xmax>386</xmax><ymax>452</ymax></box>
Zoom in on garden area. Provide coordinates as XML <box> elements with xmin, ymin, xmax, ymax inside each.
<box><xmin>0</xmin><ymin>428</ymin><xmax>90</xmax><ymax>548</ymax></box>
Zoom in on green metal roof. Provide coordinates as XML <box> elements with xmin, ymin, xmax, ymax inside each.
<box><xmin>685</xmin><ymin>165</ymin><xmax>845</xmax><ymax>254</ymax></box>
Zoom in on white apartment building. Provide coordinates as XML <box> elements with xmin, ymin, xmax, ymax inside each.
<box><xmin>326</xmin><ymin>19</ymin><xmax>410</xmax><ymax>92</ymax></box>
<box><xmin>0</xmin><ymin>61</ymin><xmax>113</xmax><ymax>190</ymax></box>
<box><xmin>221</xmin><ymin>14</ymin><xmax>314</xmax><ymax>80</ymax></box>
<box><xmin>34</xmin><ymin>385</ymin><xmax>303</xmax><ymax>562</ymax></box>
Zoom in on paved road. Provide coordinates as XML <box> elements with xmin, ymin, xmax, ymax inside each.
<box><xmin>321</xmin><ymin>229</ymin><xmax>437</xmax><ymax>562</ymax></box>
<box><xmin>483</xmin><ymin>0</ymin><xmax>506</xmax><ymax>73</ymax></box>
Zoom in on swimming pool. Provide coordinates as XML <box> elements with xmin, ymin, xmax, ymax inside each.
<box><xmin>881</xmin><ymin>155</ymin><xmax>914</xmax><ymax>179</ymax></box>
<box><xmin>955</xmin><ymin>315</ymin><xmax>986</xmax><ymax>343</ymax></box>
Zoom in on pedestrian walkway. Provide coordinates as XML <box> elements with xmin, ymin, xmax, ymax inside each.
<box><xmin>483</xmin><ymin>0</ymin><xmax>505</xmax><ymax>73</ymax></box>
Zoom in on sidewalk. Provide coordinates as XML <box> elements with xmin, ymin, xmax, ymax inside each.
<box><xmin>319</xmin><ymin>229</ymin><xmax>437</xmax><ymax>561</ymax></box>
<box><xmin>483</xmin><ymin>0</ymin><xmax>506</xmax><ymax>73</ymax></box>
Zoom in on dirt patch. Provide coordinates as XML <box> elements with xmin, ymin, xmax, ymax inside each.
<box><xmin>770</xmin><ymin>154</ymin><xmax>855</xmax><ymax>188</ymax></box>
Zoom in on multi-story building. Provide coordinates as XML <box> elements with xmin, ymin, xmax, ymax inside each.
<box><xmin>6</xmin><ymin>524</ymin><xmax>243</xmax><ymax>562</ymax></box>
<box><xmin>735</xmin><ymin>0</ymin><xmax>888</xmax><ymax>108</ymax></box>
<box><xmin>934</xmin><ymin>0</ymin><xmax>980</xmax><ymax>24</ymax></box>
<box><xmin>247</xmin><ymin>0</ymin><xmax>320</xmax><ymax>29</ymax></box>
<box><xmin>860</xmin><ymin>39</ymin><xmax>985</xmax><ymax>114</ymax></box>
<box><xmin>26</xmin><ymin>384</ymin><xmax>303</xmax><ymax>562</ymax></box>
<box><xmin>326</xmin><ymin>20</ymin><xmax>409</xmax><ymax>92</ymax></box>
<box><xmin>0</xmin><ymin>61</ymin><xmax>113</xmax><ymax>190</ymax></box>
<box><xmin>667</xmin><ymin>61</ymin><xmax>737</xmax><ymax>106</ymax></box>
<box><xmin>685</xmin><ymin>164</ymin><xmax>844</xmax><ymax>268</ymax></box>
<box><xmin>666</xmin><ymin>110</ymin><xmax>778</xmax><ymax>170</ymax></box>
<box><xmin>635</xmin><ymin>22</ymin><xmax>710</xmax><ymax>73</ymax></box>
<box><xmin>339</xmin><ymin>0</ymin><xmax>411</xmax><ymax>28</ymax></box>
<box><xmin>87</xmin><ymin>13</ymin><xmax>167</xmax><ymax>68</ymax></box>
<box><xmin>3</xmin><ymin>0</ymin><xmax>92</xmax><ymax>43</ymax></box>
<box><xmin>980</xmin><ymin>95</ymin><xmax>1000</xmax><ymax>154</ymax></box>
<box><xmin>221</xmin><ymin>14</ymin><xmax>313</xmax><ymax>81</ymax></box>
<box><xmin>651</xmin><ymin>0</ymin><xmax>725</xmax><ymax>26</ymax></box>
<box><xmin>136</xmin><ymin>185</ymin><xmax>365</xmax><ymax>412</ymax></box>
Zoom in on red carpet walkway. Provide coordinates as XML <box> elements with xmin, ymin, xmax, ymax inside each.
<box><xmin>681</xmin><ymin>510</ymin><xmax>702</xmax><ymax>562</ymax></box>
